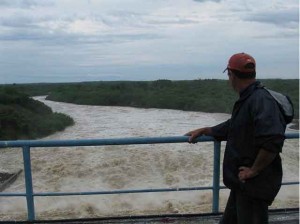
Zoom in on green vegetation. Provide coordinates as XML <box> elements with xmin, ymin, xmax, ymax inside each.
<box><xmin>0</xmin><ymin>86</ymin><xmax>74</xmax><ymax>140</ymax></box>
<box><xmin>1</xmin><ymin>79</ymin><xmax>297</xmax><ymax>140</ymax></box>
<box><xmin>5</xmin><ymin>78</ymin><xmax>299</xmax><ymax>118</ymax></box>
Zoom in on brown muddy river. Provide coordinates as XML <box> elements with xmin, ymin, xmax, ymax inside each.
<box><xmin>0</xmin><ymin>96</ymin><xmax>298</xmax><ymax>220</ymax></box>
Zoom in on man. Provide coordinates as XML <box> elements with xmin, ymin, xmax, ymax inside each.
<box><xmin>185</xmin><ymin>53</ymin><xmax>288</xmax><ymax>224</ymax></box>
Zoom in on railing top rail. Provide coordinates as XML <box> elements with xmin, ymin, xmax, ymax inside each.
<box><xmin>0</xmin><ymin>133</ymin><xmax>298</xmax><ymax>148</ymax></box>
<box><xmin>0</xmin><ymin>136</ymin><xmax>212</xmax><ymax>148</ymax></box>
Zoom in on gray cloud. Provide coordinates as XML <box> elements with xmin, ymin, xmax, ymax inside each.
<box><xmin>0</xmin><ymin>0</ymin><xmax>298</xmax><ymax>83</ymax></box>
<box><xmin>244</xmin><ymin>8</ymin><xmax>299</xmax><ymax>27</ymax></box>
<box><xmin>0</xmin><ymin>16</ymin><xmax>44</xmax><ymax>29</ymax></box>
<box><xmin>0</xmin><ymin>0</ymin><xmax>13</xmax><ymax>6</ymax></box>
<box><xmin>92</xmin><ymin>11</ymin><xmax>198</xmax><ymax>29</ymax></box>
<box><xmin>193</xmin><ymin>0</ymin><xmax>221</xmax><ymax>2</ymax></box>
<box><xmin>0</xmin><ymin>8</ymin><xmax>170</xmax><ymax>45</ymax></box>
<box><xmin>252</xmin><ymin>31</ymin><xmax>299</xmax><ymax>39</ymax></box>
<box><xmin>145</xmin><ymin>16</ymin><xmax>198</xmax><ymax>26</ymax></box>
<box><xmin>0</xmin><ymin>28</ymin><xmax>163</xmax><ymax>46</ymax></box>
<box><xmin>0</xmin><ymin>0</ymin><xmax>54</xmax><ymax>8</ymax></box>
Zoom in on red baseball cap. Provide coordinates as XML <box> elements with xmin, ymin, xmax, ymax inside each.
<box><xmin>223</xmin><ymin>53</ymin><xmax>256</xmax><ymax>73</ymax></box>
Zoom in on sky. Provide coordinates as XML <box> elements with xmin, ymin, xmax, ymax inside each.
<box><xmin>0</xmin><ymin>0</ymin><xmax>299</xmax><ymax>84</ymax></box>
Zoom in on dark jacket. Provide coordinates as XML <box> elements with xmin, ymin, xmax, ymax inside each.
<box><xmin>211</xmin><ymin>81</ymin><xmax>286</xmax><ymax>205</ymax></box>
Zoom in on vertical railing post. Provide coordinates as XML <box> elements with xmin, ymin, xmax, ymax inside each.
<box><xmin>22</xmin><ymin>146</ymin><xmax>35</xmax><ymax>221</ymax></box>
<box><xmin>212</xmin><ymin>141</ymin><xmax>221</xmax><ymax>213</ymax></box>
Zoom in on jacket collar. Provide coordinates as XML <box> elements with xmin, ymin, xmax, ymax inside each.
<box><xmin>238</xmin><ymin>81</ymin><xmax>261</xmax><ymax>102</ymax></box>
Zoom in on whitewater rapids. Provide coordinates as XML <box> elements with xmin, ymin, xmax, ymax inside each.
<box><xmin>0</xmin><ymin>96</ymin><xmax>298</xmax><ymax>220</ymax></box>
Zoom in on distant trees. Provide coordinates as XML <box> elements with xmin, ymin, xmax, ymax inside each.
<box><xmin>0</xmin><ymin>87</ymin><xmax>74</xmax><ymax>140</ymax></box>
<box><xmin>2</xmin><ymin>79</ymin><xmax>297</xmax><ymax>140</ymax></box>
<box><xmin>6</xmin><ymin>79</ymin><xmax>299</xmax><ymax>119</ymax></box>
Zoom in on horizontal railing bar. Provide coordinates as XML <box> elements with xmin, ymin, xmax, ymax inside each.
<box><xmin>0</xmin><ymin>136</ymin><xmax>213</xmax><ymax>148</ymax></box>
<box><xmin>285</xmin><ymin>132</ymin><xmax>299</xmax><ymax>139</ymax></box>
<box><xmin>217</xmin><ymin>181</ymin><xmax>300</xmax><ymax>190</ymax></box>
<box><xmin>33</xmin><ymin>186</ymin><xmax>214</xmax><ymax>196</ymax></box>
<box><xmin>0</xmin><ymin>193</ymin><xmax>26</xmax><ymax>197</ymax></box>
<box><xmin>281</xmin><ymin>181</ymin><xmax>299</xmax><ymax>186</ymax></box>
<box><xmin>1</xmin><ymin>181</ymin><xmax>298</xmax><ymax>197</ymax></box>
<box><xmin>0</xmin><ymin>133</ymin><xmax>298</xmax><ymax>148</ymax></box>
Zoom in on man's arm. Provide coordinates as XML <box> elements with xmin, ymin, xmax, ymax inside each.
<box><xmin>185</xmin><ymin>119</ymin><xmax>231</xmax><ymax>143</ymax></box>
<box><xmin>238</xmin><ymin>149</ymin><xmax>277</xmax><ymax>181</ymax></box>
<box><xmin>185</xmin><ymin>127</ymin><xmax>212</xmax><ymax>143</ymax></box>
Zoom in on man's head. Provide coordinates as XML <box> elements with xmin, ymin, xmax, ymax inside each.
<box><xmin>224</xmin><ymin>53</ymin><xmax>256</xmax><ymax>92</ymax></box>
<box><xmin>223</xmin><ymin>52</ymin><xmax>256</xmax><ymax>79</ymax></box>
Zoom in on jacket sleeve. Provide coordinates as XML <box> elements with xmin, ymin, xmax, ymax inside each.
<box><xmin>211</xmin><ymin>119</ymin><xmax>231</xmax><ymax>141</ymax></box>
<box><xmin>251</xmin><ymin>90</ymin><xmax>286</xmax><ymax>153</ymax></box>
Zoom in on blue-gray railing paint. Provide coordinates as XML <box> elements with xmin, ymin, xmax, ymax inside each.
<box><xmin>212</xmin><ymin>141</ymin><xmax>221</xmax><ymax>213</ymax></box>
<box><xmin>0</xmin><ymin>133</ymin><xmax>298</xmax><ymax>221</ymax></box>
<box><xmin>0</xmin><ymin>136</ymin><xmax>215</xmax><ymax>148</ymax></box>
<box><xmin>22</xmin><ymin>146</ymin><xmax>35</xmax><ymax>221</ymax></box>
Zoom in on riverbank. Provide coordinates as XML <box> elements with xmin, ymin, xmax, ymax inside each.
<box><xmin>7</xmin><ymin>79</ymin><xmax>299</xmax><ymax>119</ymax></box>
<box><xmin>0</xmin><ymin>87</ymin><xmax>74</xmax><ymax>140</ymax></box>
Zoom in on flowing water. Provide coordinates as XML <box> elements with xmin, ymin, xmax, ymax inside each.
<box><xmin>0</xmin><ymin>96</ymin><xmax>298</xmax><ymax>220</ymax></box>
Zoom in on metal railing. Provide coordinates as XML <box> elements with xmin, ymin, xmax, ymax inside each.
<box><xmin>0</xmin><ymin>133</ymin><xmax>299</xmax><ymax>222</ymax></box>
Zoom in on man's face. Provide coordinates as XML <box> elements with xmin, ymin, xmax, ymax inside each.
<box><xmin>227</xmin><ymin>70</ymin><xmax>238</xmax><ymax>92</ymax></box>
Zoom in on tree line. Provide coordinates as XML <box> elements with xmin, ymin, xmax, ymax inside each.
<box><xmin>12</xmin><ymin>79</ymin><xmax>298</xmax><ymax>118</ymax></box>
<box><xmin>0</xmin><ymin>86</ymin><xmax>74</xmax><ymax>140</ymax></box>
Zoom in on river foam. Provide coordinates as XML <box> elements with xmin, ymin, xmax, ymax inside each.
<box><xmin>0</xmin><ymin>96</ymin><xmax>298</xmax><ymax>220</ymax></box>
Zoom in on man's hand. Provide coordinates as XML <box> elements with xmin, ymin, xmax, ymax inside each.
<box><xmin>184</xmin><ymin>127</ymin><xmax>212</xmax><ymax>143</ymax></box>
<box><xmin>238</xmin><ymin>149</ymin><xmax>277</xmax><ymax>182</ymax></box>
<box><xmin>238</xmin><ymin>166</ymin><xmax>258</xmax><ymax>182</ymax></box>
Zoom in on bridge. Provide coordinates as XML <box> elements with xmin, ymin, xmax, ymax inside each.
<box><xmin>0</xmin><ymin>133</ymin><xmax>298</xmax><ymax>223</ymax></box>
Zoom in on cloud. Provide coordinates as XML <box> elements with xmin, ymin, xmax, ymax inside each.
<box><xmin>243</xmin><ymin>8</ymin><xmax>299</xmax><ymax>28</ymax></box>
<box><xmin>0</xmin><ymin>30</ymin><xmax>162</xmax><ymax>47</ymax></box>
<box><xmin>0</xmin><ymin>15</ymin><xmax>46</xmax><ymax>29</ymax></box>
<box><xmin>252</xmin><ymin>31</ymin><xmax>299</xmax><ymax>39</ymax></box>
<box><xmin>0</xmin><ymin>0</ymin><xmax>54</xmax><ymax>8</ymax></box>
<box><xmin>193</xmin><ymin>0</ymin><xmax>221</xmax><ymax>2</ymax></box>
<box><xmin>0</xmin><ymin>10</ymin><xmax>165</xmax><ymax>45</ymax></box>
<box><xmin>0</xmin><ymin>0</ymin><xmax>14</xmax><ymax>7</ymax></box>
<box><xmin>0</xmin><ymin>0</ymin><xmax>298</xmax><ymax>83</ymax></box>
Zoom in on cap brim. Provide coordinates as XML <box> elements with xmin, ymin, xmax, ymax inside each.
<box><xmin>223</xmin><ymin>68</ymin><xmax>228</xmax><ymax>73</ymax></box>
